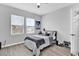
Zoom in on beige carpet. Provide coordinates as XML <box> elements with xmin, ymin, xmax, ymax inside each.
<box><xmin>0</xmin><ymin>44</ymin><xmax>70</xmax><ymax>56</ymax></box>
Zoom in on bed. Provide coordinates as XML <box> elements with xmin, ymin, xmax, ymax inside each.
<box><xmin>24</xmin><ymin>31</ymin><xmax>58</xmax><ymax>56</ymax></box>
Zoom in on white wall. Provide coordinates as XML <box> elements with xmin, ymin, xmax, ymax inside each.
<box><xmin>42</xmin><ymin>5</ymin><xmax>72</xmax><ymax>43</ymax></box>
<box><xmin>0</xmin><ymin>4</ymin><xmax>42</xmax><ymax>46</ymax></box>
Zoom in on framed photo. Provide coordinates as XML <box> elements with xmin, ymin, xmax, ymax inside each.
<box><xmin>35</xmin><ymin>21</ymin><xmax>41</xmax><ymax>29</ymax></box>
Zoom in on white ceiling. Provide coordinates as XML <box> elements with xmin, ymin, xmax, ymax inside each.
<box><xmin>2</xmin><ymin>3</ymin><xmax>74</xmax><ymax>15</ymax></box>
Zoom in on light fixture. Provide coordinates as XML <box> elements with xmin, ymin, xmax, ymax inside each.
<box><xmin>37</xmin><ymin>3</ymin><xmax>40</xmax><ymax>8</ymax></box>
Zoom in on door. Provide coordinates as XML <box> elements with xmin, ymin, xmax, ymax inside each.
<box><xmin>71</xmin><ymin>9</ymin><xmax>79</xmax><ymax>55</ymax></box>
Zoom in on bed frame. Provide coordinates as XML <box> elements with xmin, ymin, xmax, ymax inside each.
<box><xmin>24</xmin><ymin>31</ymin><xmax>58</xmax><ymax>56</ymax></box>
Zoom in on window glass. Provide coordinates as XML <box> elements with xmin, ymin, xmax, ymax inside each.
<box><xmin>26</xmin><ymin>18</ymin><xmax>35</xmax><ymax>34</ymax></box>
<box><xmin>11</xmin><ymin>15</ymin><xmax>24</xmax><ymax>35</ymax></box>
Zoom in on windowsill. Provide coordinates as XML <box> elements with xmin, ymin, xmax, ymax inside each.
<box><xmin>26</xmin><ymin>33</ymin><xmax>35</xmax><ymax>35</ymax></box>
<box><xmin>11</xmin><ymin>33</ymin><xmax>24</xmax><ymax>35</ymax></box>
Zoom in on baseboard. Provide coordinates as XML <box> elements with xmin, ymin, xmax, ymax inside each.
<box><xmin>2</xmin><ymin>41</ymin><xmax>24</xmax><ymax>48</ymax></box>
<box><xmin>71</xmin><ymin>53</ymin><xmax>75</xmax><ymax>56</ymax></box>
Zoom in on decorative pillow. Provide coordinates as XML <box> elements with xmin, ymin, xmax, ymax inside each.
<box><xmin>45</xmin><ymin>32</ymin><xmax>50</xmax><ymax>36</ymax></box>
<box><xmin>38</xmin><ymin>31</ymin><xmax>42</xmax><ymax>34</ymax></box>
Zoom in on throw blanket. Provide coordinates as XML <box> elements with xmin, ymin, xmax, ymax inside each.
<box><xmin>24</xmin><ymin>36</ymin><xmax>45</xmax><ymax>48</ymax></box>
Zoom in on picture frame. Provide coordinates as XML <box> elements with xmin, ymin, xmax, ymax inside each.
<box><xmin>35</xmin><ymin>20</ymin><xmax>41</xmax><ymax>29</ymax></box>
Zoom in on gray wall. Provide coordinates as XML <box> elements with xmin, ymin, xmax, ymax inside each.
<box><xmin>41</xmin><ymin>5</ymin><xmax>73</xmax><ymax>43</ymax></box>
<box><xmin>0</xmin><ymin>4</ymin><xmax>42</xmax><ymax>46</ymax></box>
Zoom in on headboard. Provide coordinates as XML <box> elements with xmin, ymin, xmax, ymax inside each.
<box><xmin>45</xmin><ymin>30</ymin><xmax>57</xmax><ymax>40</ymax></box>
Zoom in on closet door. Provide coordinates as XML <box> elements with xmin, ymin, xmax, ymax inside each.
<box><xmin>71</xmin><ymin>8</ymin><xmax>79</xmax><ymax>55</ymax></box>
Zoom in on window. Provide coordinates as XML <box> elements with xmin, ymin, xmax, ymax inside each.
<box><xmin>26</xmin><ymin>18</ymin><xmax>35</xmax><ymax>34</ymax></box>
<box><xmin>11</xmin><ymin>15</ymin><xmax>24</xmax><ymax>35</ymax></box>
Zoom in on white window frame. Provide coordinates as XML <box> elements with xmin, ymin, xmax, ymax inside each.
<box><xmin>11</xmin><ymin>15</ymin><xmax>24</xmax><ymax>35</ymax></box>
<box><xmin>26</xmin><ymin>18</ymin><xmax>35</xmax><ymax>34</ymax></box>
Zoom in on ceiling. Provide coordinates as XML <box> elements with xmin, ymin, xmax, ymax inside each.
<box><xmin>1</xmin><ymin>3</ymin><xmax>74</xmax><ymax>15</ymax></box>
